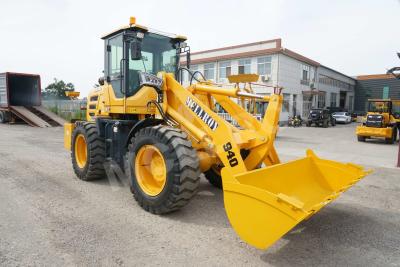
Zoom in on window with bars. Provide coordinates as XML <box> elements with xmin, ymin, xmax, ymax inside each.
<box><xmin>204</xmin><ymin>63</ymin><xmax>215</xmax><ymax>80</ymax></box>
<box><xmin>257</xmin><ymin>56</ymin><xmax>272</xmax><ymax>75</ymax></box>
<box><xmin>318</xmin><ymin>94</ymin><xmax>326</xmax><ymax>108</ymax></box>
<box><xmin>283</xmin><ymin>93</ymin><xmax>290</xmax><ymax>113</ymax></box>
<box><xmin>184</xmin><ymin>65</ymin><xmax>199</xmax><ymax>82</ymax></box>
<box><xmin>238</xmin><ymin>59</ymin><xmax>251</xmax><ymax>74</ymax></box>
<box><xmin>219</xmin><ymin>61</ymin><xmax>231</xmax><ymax>80</ymax></box>
<box><xmin>330</xmin><ymin>92</ymin><xmax>337</xmax><ymax>107</ymax></box>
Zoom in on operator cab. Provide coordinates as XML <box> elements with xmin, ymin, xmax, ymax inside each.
<box><xmin>367</xmin><ymin>99</ymin><xmax>392</xmax><ymax>114</ymax></box>
<box><xmin>101</xmin><ymin>17</ymin><xmax>189</xmax><ymax>99</ymax></box>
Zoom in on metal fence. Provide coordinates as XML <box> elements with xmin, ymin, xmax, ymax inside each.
<box><xmin>42</xmin><ymin>100</ymin><xmax>87</xmax><ymax>121</ymax></box>
<box><xmin>217</xmin><ymin>113</ymin><xmax>262</xmax><ymax>127</ymax></box>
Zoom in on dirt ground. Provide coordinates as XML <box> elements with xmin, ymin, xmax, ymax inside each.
<box><xmin>0</xmin><ymin>123</ymin><xmax>399</xmax><ymax>266</ymax></box>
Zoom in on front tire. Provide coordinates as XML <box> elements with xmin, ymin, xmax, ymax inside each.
<box><xmin>385</xmin><ymin>127</ymin><xmax>397</xmax><ymax>144</ymax></box>
<box><xmin>129</xmin><ymin>126</ymin><xmax>200</xmax><ymax>214</ymax></box>
<box><xmin>71</xmin><ymin>122</ymin><xmax>106</xmax><ymax>181</ymax></box>
<box><xmin>204</xmin><ymin>165</ymin><xmax>223</xmax><ymax>189</ymax></box>
<box><xmin>357</xmin><ymin>135</ymin><xmax>366</xmax><ymax>142</ymax></box>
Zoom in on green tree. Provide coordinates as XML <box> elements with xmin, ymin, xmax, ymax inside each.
<box><xmin>42</xmin><ymin>78</ymin><xmax>75</xmax><ymax>100</ymax></box>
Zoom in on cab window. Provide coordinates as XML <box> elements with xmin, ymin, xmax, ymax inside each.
<box><xmin>126</xmin><ymin>32</ymin><xmax>178</xmax><ymax>97</ymax></box>
<box><xmin>107</xmin><ymin>35</ymin><xmax>124</xmax><ymax>98</ymax></box>
<box><xmin>368</xmin><ymin>101</ymin><xmax>390</xmax><ymax>113</ymax></box>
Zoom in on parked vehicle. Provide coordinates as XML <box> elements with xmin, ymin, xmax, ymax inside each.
<box><xmin>332</xmin><ymin>112</ymin><xmax>352</xmax><ymax>124</ymax></box>
<box><xmin>306</xmin><ymin>108</ymin><xmax>336</xmax><ymax>127</ymax></box>
<box><xmin>356</xmin><ymin>99</ymin><xmax>400</xmax><ymax>143</ymax></box>
<box><xmin>326</xmin><ymin>106</ymin><xmax>346</xmax><ymax>114</ymax></box>
<box><xmin>288</xmin><ymin>115</ymin><xmax>303</xmax><ymax>127</ymax></box>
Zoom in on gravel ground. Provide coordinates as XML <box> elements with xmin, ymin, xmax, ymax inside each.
<box><xmin>0</xmin><ymin>123</ymin><xmax>399</xmax><ymax>266</ymax></box>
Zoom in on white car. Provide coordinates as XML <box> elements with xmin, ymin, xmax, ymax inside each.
<box><xmin>332</xmin><ymin>112</ymin><xmax>352</xmax><ymax>124</ymax></box>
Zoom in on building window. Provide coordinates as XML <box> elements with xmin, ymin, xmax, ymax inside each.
<box><xmin>257</xmin><ymin>56</ymin><xmax>272</xmax><ymax>76</ymax></box>
<box><xmin>191</xmin><ymin>65</ymin><xmax>198</xmax><ymax>72</ymax></box>
<box><xmin>283</xmin><ymin>93</ymin><xmax>290</xmax><ymax>113</ymax></box>
<box><xmin>319</xmin><ymin>75</ymin><xmax>352</xmax><ymax>90</ymax></box>
<box><xmin>186</xmin><ymin>65</ymin><xmax>199</xmax><ymax>83</ymax></box>
<box><xmin>219</xmin><ymin>61</ymin><xmax>231</xmax><ymax>80</ymax></box>
<box><xmin>204</xmin><ymin>63</ymin><xmax>215</xmax><ymax>80</ymax></box>
<box><xmin>301</xmin><ymin>64</ymin><xmax>310</xmax><ymax>81</ymax></box>
<box><xmin>292</xmin><ymin>94</ymin><xmax>297</xmax><ymax>116</ymax></box>
<box><xmin>330</xmin><ymin>93</ymin><xmax>337</xmax><ymax>107</ymax></box>
<box><xmin>238</xmin><ymin>59</ymin><xmax>251</xmax><ymax>74</ymax></box>
<box><xmin>318</xmin><ymin>94</ymin><xmax>326</xmax><ymax>108</ymax></box>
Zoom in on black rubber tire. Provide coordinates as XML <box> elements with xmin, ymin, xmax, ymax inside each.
<box><xmin>385</xmin><ymin>127</ymin><xmax>397</xmax><ymax>144</ymax></box>
<box><xmin>204</xmin><ymin>166</ymin><xmax>223</xmax><ymax>189</ymax></box>
<box><xmin>306</xmin><ymin>122</ymin><xmax>311</xmax><ymax>127</ymax></box>
<box><xmin>71</xmin><ymin>122</ymin><xmax>106</xmax><ymax>181</ymax></box>
<box><xmin>323</xmin><ymin>120</ymin><xmax>329</xmax><ymax>128</ymax></box>
<box><xmin>204</xmin><ymin>148</ymin><xmax>256</xmax><ymax>190</ymax></box>
<box><xmin>331</xmin><ymin>119</ymin><xmax>336</xmax><ymax>126</ymax></box>
<box><xmin>357</xmin><ymin>135</ymin><xmax>366</xmax><ymax>142</ymax></box>
<box><xmin>128</xmin><ymin>125</ymin><xmax>200</xmax><ymax>214</ymax></box>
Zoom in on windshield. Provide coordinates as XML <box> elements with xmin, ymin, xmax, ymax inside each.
<box><xmin>368</xmin><ymin>101</ymin><xmax>390</xmax><ymax>113</ymax></box>
<box><xmin>334</xmin><ymin>112</ymin><xmax>346</xmax><ymax>116</ymax></box>
<box><xmin>127</xmin><ymin>32</ymin><xmax>178</xmax><ymax>96</ymax></box>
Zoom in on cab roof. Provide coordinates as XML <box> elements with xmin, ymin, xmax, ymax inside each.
<box><xmin>101</xmin><ymin>23</ymin><xmax>187</xmax><ymax>41</ymax></box>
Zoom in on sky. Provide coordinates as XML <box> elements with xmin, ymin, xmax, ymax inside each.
<box><xmin>0</xmin><ymin>0</ymin><xmax>399</xmax><ymax>96</ymax></box>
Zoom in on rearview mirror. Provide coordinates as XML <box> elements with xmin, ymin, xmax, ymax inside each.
<box><xmin>130</xmin><ymin>41</ymin><xmax>142</xmax><ymax>60</ymax></box>
<box><xmin>186</xmin><ymin>51</ymin><xmax>191</xmax><ymax>69</ymax></box>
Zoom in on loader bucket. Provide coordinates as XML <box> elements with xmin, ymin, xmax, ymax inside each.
<box><xmin>222</xmin><ymin>149</ymin><xmax>371</xmax><ymax>249</ymax></box>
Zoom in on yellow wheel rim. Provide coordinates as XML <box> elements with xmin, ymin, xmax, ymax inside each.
<box><xmin>135</xmin><ymin>145</ymin><xmax>167</xmax><ymax>196</ymax></box>
<box><xmin>75</xmin><ymin>134</ymin><xmax>87</xmax><ymax>168</ymax></box>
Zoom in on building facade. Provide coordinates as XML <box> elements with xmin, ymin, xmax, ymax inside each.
<box><xmin>355</xmin><ymin>74</ymin><xmax>400</xmax><ymax>112</ymax></box>
<box><xmin>181</xmin><ymin>39</ymin><xmax>356</xmax><ymax>120</ymax></box>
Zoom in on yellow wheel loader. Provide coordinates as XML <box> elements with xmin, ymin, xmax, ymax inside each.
<box><xmin>64</xmin><ymin>18</ymin><xmax>371</xmax><ymax>249</ymax></box>
<box><xmin>356</xmin><ymin>99</ymin><xmax>400</xmax><ymax>144</ymax></box>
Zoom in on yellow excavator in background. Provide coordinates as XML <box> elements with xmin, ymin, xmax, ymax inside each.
<box><xmin>356</xmin><ymin>99</ymin><xmax>400</xmax><ymax>143</ymax></box>
<box><xmin>64</xmin><ymin>17</ymin><xmax>370</xmax><ymax>249</ymax></box>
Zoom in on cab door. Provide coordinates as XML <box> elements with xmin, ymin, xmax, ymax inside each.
<box><xmin>105</xmin><ymin>34</ymin><xmax>126</xmax><ymax>108</ymax></box>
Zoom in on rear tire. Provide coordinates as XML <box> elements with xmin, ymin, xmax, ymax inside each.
<box><xmin>129</xmin><ymin>125</ymin><xmax>200</xmax><ymax>214</ymax></box>
<box><xmin>71</xmin><ymin>122</ymin><xmax>106</xmax><ymax>181</ymax></box>
<box><xmin>323</xmin><ymin>120</ymin><xmax>329</xmax><ymax>128</ymax></box>
<box><xmin>306</xmin><ymin>122</ymin><xmax>311</xmax><ymax>127</ymax></box>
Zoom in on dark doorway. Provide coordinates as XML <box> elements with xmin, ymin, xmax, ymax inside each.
<box><xmin>340</xmin><ymin>91</ymin><xmax>347</xmax><ymax>108</ymax></box>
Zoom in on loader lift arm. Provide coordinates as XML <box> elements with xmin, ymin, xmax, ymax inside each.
<box><xmin>156</xmin><ymin>74</ymin><xmax>371</xmax><ymax>249</ymax></box>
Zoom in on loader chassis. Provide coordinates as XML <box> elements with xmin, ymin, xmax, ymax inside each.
<box><xmin>64</xmin><ymin>18</ymin><xmax>370</xmax><ymax>250</ymax></box>
<box><xmin>356</xmin><ymin>100</ymin><xmax>400</xmax><ymax>143</ymax></box>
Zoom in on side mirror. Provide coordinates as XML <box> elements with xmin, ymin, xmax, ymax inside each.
<box><xmin>186</xmin><ymin>52</ymin><xmax>191</xmax><ymax>69</ymax></box>
<box><xmin>130</xmin><ymin>41</ymin><xmax>142</xmax><ymax>60</ymax></box>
